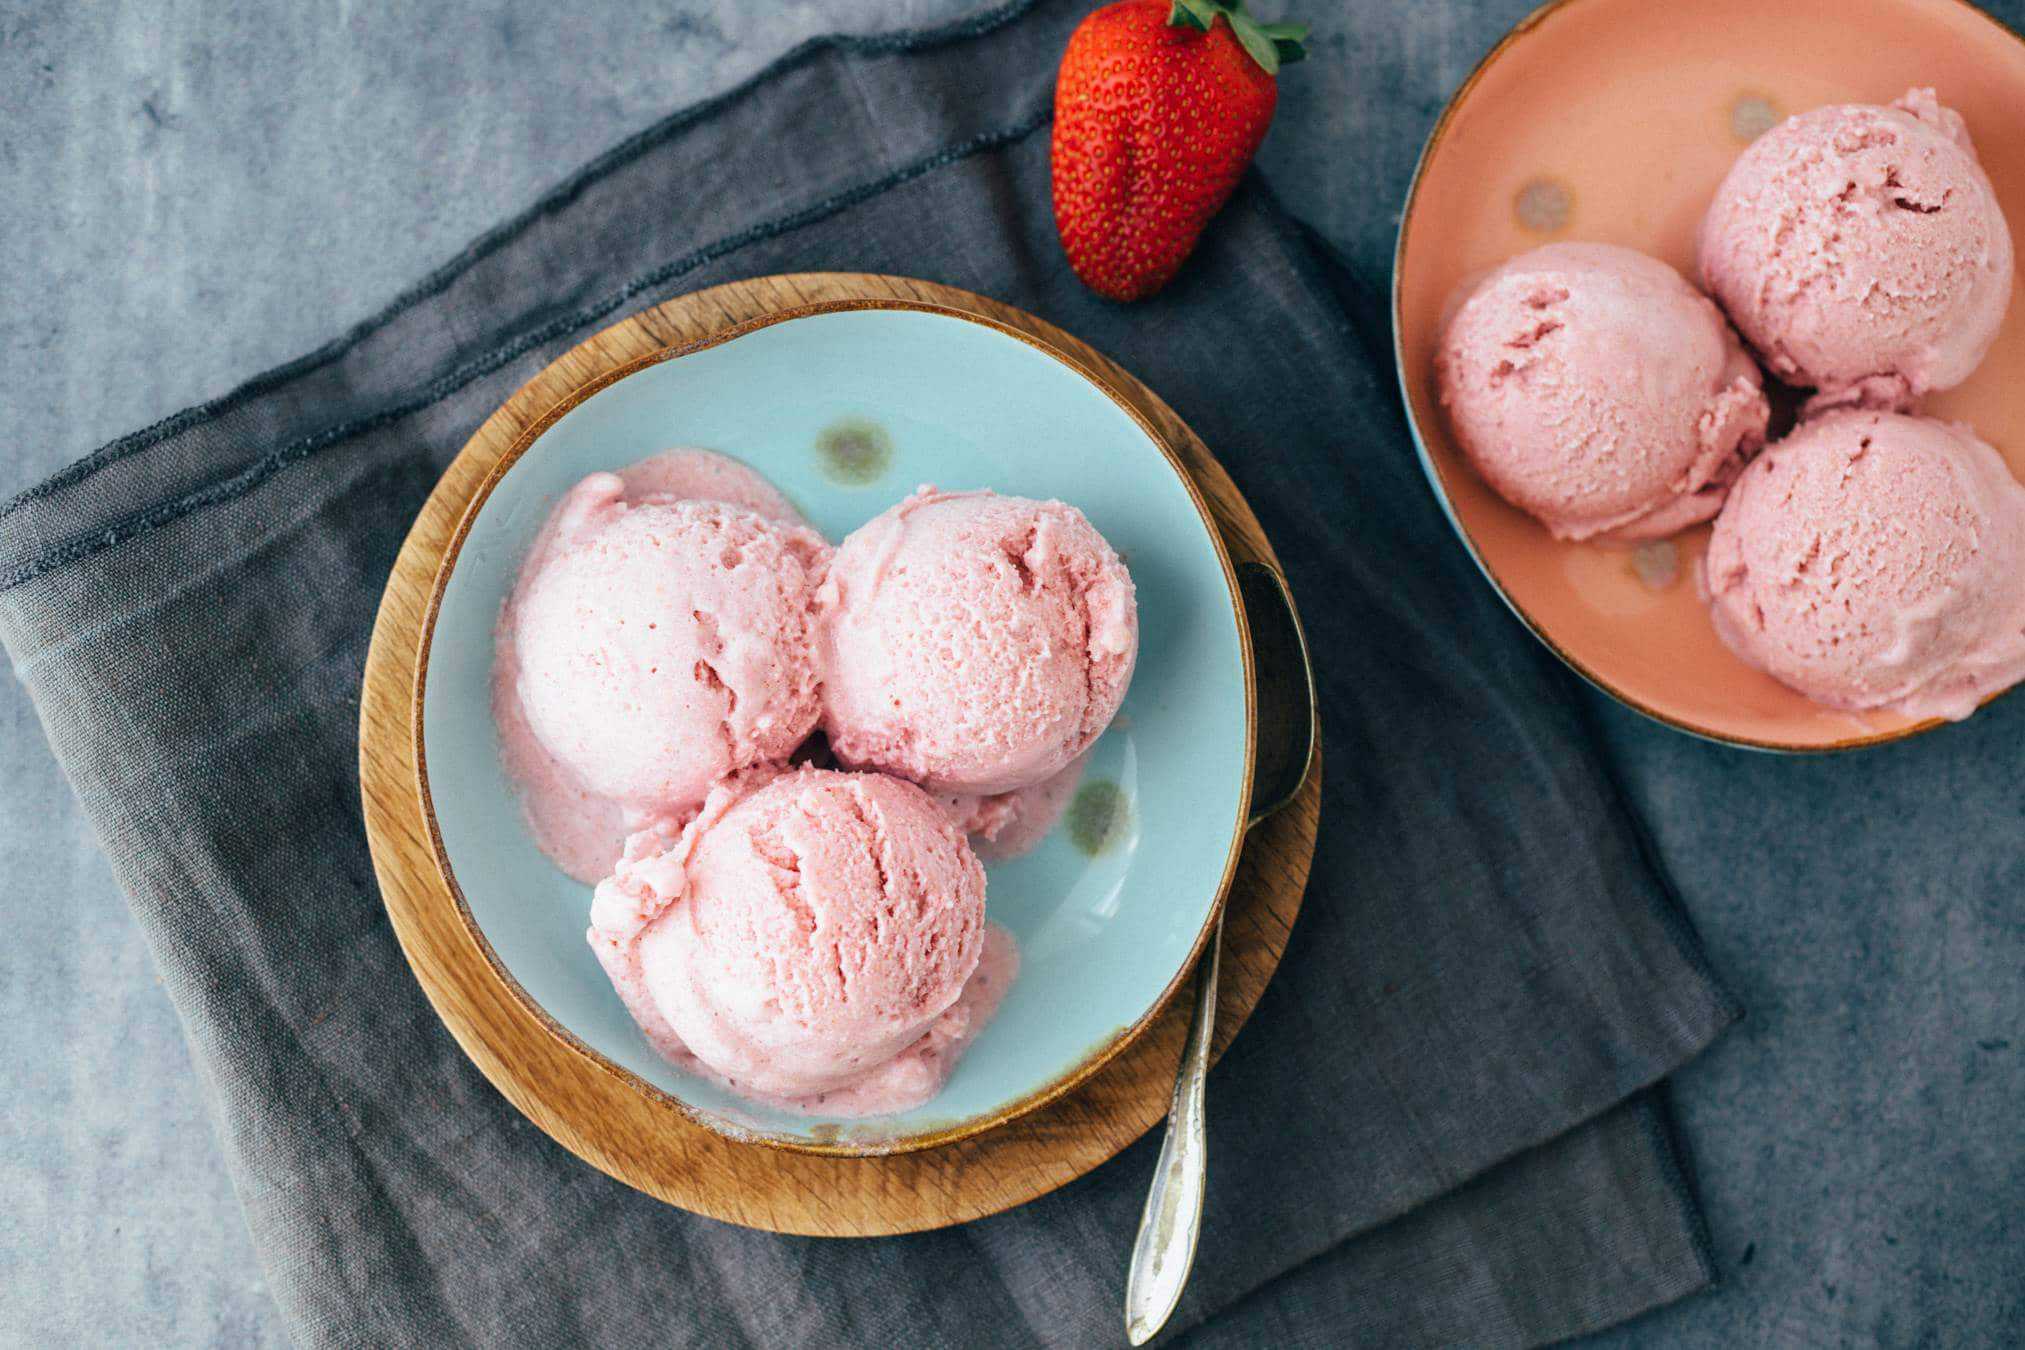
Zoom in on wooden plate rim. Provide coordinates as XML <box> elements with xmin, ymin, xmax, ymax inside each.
<box><xmin>358</xmin><ymin>271</ymin><xmax>1320</xmax><ymax>1234</ymax></box>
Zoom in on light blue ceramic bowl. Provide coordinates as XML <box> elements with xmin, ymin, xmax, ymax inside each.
<box><xmin>419</xmin><ymin>302</ymin><xmax>1257</xmax><ymax>1152</ymax></box>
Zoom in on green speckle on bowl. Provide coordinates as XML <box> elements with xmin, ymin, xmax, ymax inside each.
<box><xmin>1730</xmin><ymin>93</ymin><xmax>1779</xmax><ymax>143</ymax></box>
<box><xmin>1068</xmin><ymin>780</ymin><xmax>1132</xmax><ymax>857</ymax></box>
<box><xmin>816</xmin><ymin>417</ymin><xmax>893</xmax><ymax>486</ymax></box>
<box><xmin>1630</xmin><ymin>539</ymin><xmax>1680</xmax><ymax>592</ymax></box>
<box><xmin>1513</xmin><ymin>177</ymin><xmax>1572</xmax><ymax>233</ymax></box>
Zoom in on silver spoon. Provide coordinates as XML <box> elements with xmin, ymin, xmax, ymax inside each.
<box><xmin>1124</xmin><ymin>562</ymin><xmax>1316</xmax><ymax>1345</ymax></box>
<box><xmin>1124</xmin><ymin>921</ymin><xmax>1222</xmax><ymax>1344</ymax></box>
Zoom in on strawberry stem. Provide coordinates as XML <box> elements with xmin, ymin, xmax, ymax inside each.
<box><xmin>1166</xmin><ymin>0</ymin><xmax>1308</xmax><ymax>75</ymax></box>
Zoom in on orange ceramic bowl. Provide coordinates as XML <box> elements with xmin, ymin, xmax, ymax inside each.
<box><xmin>1393</xmin><ymin>0</ymin><xmax>2025</xmax><ymax>750</ymax></box>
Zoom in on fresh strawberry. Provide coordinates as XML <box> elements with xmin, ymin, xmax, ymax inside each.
<box><xmin>1051</xmin><ymin>0</ymin><xmax>1306</xmax><ymax>302</ymax></box>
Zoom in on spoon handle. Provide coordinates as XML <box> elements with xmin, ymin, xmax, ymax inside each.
<box><xmin>1124</xmin><ymin>919</ymin><xmax>1223</xmax><ymax>1345</ymax></box>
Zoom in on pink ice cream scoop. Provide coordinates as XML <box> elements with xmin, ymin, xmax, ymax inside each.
<box><xmin>499</xmin><ymin>466</ymin><xmax>829</xmax><ymax>865</ymax></box>
<box><xmin>589</xmin><ymin>767</ymin><xmax>1016</xmax><ymax>1115</ymax></box>
<box><xmin>493</xmin><ymin>450</ymin><xmax>816</xmax><ymax>883</ymax></box>
<box><xmin>817</xmin><ymin>488</ymin><xmax>1137</xmax><ymax>796</ymax></box>
<box><xmin>1436</xmin><ymin>242</ymin><xmax>1771</xmax><ymax>543</ymax></box>
<box><xmin>1704</xmin><ymin>410</ymin><xmax>2025</xmax><ymax>721</ymax></box>
<box><xmin>1699</xmin><ymin>88</ymin><xmax>2014</xmax><ymax>416</ymax></box>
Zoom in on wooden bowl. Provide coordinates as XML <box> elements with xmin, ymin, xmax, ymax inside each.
<box><xmin>1393</xmin><ymin>0</ymin><xmax>2025</xmax><ymax>750</ymax></box>
<box><xmin>359</xmin><ymin>273</ymin><xmax>1321</xmax><ymax>1234</ymax></box>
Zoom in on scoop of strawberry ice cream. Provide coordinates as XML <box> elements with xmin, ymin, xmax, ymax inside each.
<box><xmin>497</xmin><ymin>468</ymin><xmax>828</xmax><ymax>879</ymax></box>
<box><xmin>1698</xmin><ymin>88</ymin><xmax>2013</xmax><ymax>415</ymax></box>
<box><xmin>588</xmin><ymin>767</ymin><xmax>1014</xmax><ymax>1115</ymax></box>
<box><xmin>1703</xmin><ymin>410</ymin><xmax>2025</xmax><ymax>721</ymax></box>
<box><xmin>817</xmin><ymin>489</ymin><xmax>1137</xmax><ymax>796</ymax></box>
<box><xmin>1436</xmin><ymin>243</ymin><xmax>1770</xmax><ymax>542</ymax></box>
<box><xmin>493</xmin><ymin>451</ymin><xmax>813</xmax><ymax>882</ymax></box>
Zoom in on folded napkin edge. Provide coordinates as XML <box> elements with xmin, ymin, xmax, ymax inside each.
<box><xmin>0</xmin><ymin>105</ymin><xmax>1058</xmax><ymax>596</ymax></box>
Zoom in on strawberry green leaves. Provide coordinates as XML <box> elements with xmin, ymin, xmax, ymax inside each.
<box><xmin>1257</xmin><ymin>20</ymin><xmax>1309</xmax><ymax>68</ymax></box>
<box><xmin>1166</xmin><ymin>0</ymin><xmax>1307</xmax><ymax>76</ymax></box>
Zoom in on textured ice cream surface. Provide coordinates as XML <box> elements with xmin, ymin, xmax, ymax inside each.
<box><xmin>589</xmin><ymin>767</ymin><xmax>1010</xmax><ymax>1116</ymax></box>
<box><xmin>1703</xmin><ymin>410</ymin><xmax>2025</xmax><ymax>720</ymax></box>
<box><xmin>1699</xmin><ymin>88</ymin><xmax>2014</xmax><ymax>414</ymax></box>
<box><xmin>1436</xmin><ymin>243</ymin><xmax>1770</xmax><ymax>542</ymax></box>
<box><xmin>513</xmin><ymin>487</ymin><xmax>827</xmax><ymax>806</ymax></box>
<box><xmin>615</xmin><ymin>447</ymin><xmax>803</xmax><ymax>525</ymax></box>
<box><xmin>818</xmin><ymin>488</ymin><xmax>1137</xmax><ymax>796</ymax></box>
<box><xmin>493</xmin><ymin>456</ymin><xmax>828</xmax><ymax>881</ymax></box>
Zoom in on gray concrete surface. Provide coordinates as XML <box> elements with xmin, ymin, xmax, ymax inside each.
<box><xmin>3</xmin><ymin>1</ymin><xmax>2019</xmax><ymax>1346</ymax></box>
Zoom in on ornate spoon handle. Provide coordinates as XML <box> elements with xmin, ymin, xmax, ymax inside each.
<box><xmin>1124</xmin><ymin>921</ymin><xmax>1221</xmax><ymax>1346</ymax></box>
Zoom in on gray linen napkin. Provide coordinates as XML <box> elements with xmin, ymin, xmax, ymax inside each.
<box><xmin>0</xmin><ymin>1</ymin><xmax>1739</xmax><ymax>1344</ymax></box>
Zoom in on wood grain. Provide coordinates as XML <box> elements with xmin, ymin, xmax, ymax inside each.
<box><xmin>359</xmin><ymin>272</ymin><xmax>1321</xmax><ymax>1236</ymax></box>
